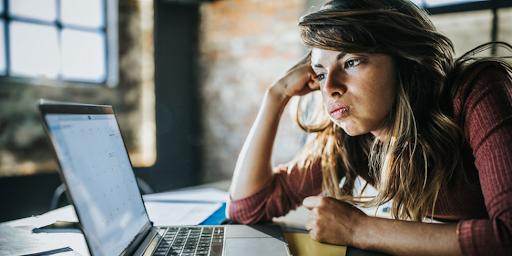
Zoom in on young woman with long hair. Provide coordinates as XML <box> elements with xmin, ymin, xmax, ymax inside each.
<box><xmin>227</xmin><ymin>0</ymin><xmax>512</xmax><ymax>254</ymax></box>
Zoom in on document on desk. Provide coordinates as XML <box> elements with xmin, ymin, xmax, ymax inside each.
<box><xmin>6</xmin><ymin>188</ymin><xmax>227</xmax><ymax>229</ymax></box>
<box><xmin>142</xmin><ymin>187</ymin><xmax>228</xmax><ymax>226</ymax></box>
<box><xmin>144</xmin><ymin>201</ymin><xmax>223</xmax><ymax>226</ymax></box>
<box><xmin>0</xmin><ymin>225</ymin><xmax>88</xmax><ymax>256</ymax></box>
<box><xmin>142</xmin><ymin>187</ymin><xmax>228</xmax><ymax>203</ymax></box>
<box><xmin>5</xmin><ymin>205</ymin><xmax>79</xmax><ymax>229</ymax></box>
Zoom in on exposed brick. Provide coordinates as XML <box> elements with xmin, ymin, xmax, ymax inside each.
<box><xmin>199</xmin><ymin>0</ymin><xmax>308</xmax><ymax>183</ymax></box>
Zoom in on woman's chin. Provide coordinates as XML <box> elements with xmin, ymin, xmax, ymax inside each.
<box><xmin>335</xmin><ymin>123</ymin><xmax>361</xmax><ymax>136</ymax></box>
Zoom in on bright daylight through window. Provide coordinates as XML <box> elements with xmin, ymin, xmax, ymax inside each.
<box><xmin>410</xmin><ymin>0</ymin><xmax>490</xmax><ymax>8</ymax></box>
<box><xmin>0</xmin><ymin>0</ymin><xmax>108</xmax><ymax>84</ymax></box>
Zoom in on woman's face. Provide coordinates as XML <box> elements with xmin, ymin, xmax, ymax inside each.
<box><xmin>311</xmin><ymin>48</ymin><xmax>396</xmax><ymax>138</ymax></box>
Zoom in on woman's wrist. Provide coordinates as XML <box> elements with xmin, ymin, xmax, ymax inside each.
<box><xmin>350</xmin><ymin>214</ymin><xmax>375</xmax><ymax>250</ymax></box>
<box><xmin>267</xmin><ymin>82</ymin><xmax>292</xmax><ymax>106</ymax></box>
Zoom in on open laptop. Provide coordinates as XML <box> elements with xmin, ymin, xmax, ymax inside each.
<box><xmin>38</xmin><ymin>99</ymin><xmax>291</xmax><ymax>256</ymax></box>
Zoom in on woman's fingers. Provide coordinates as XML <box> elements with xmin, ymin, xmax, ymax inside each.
<box><xmin>273</xmin><ymin>53</ymin><xmax>319</xmax><ymax>98</ymax></box>
<box><xmin>303</xmin><ymin>195</ymin><xmax>322</xmax><ymax>210</ymax></box>
<box><xmin>303</xmin><ymin>196</ymin><xmax>367</xmax><ymax>246</ymax></box>
<box><xmin>308</xmin><ymin>79</ymin><xmax>320</xmax><ymax>90</ymax></box>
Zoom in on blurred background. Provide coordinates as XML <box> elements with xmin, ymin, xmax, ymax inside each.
<box><xmin>0</xmin><ymin>0</ymin><xmax>510</xmax><ymax>222</ymax></box>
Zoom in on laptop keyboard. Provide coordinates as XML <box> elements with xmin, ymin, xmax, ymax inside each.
<box><xmin>152</xmin><ymin>227</ymin><xmax>225</xmax><ymax>256</ymax></box>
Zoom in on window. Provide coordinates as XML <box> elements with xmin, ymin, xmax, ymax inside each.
<box><xmin>412</xmin><ymin>0</ymin><xmax>486</xmax><ymax>8</ymax></box>
<box><xmin>0</xmin><ymin>0</ymin><xmax>118</xmax><ymax>87</ymax></box>
<box><xmin>410</xmin><ymin>0</ymin><xmax>512</xmax><ymax>14</ymax></box>
<box><xmin>407</xmin><ymin>0</ymin><xmax>512</xmax><ymax>56</ymax></box>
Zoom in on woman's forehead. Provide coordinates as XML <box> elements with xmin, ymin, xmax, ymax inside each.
<box><xmin>311</xmin><ymin>48</ymin><xmax>345</xmax><ymax>67</ymax></box>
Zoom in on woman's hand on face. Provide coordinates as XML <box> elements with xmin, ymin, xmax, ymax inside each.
<box><xmin>303</xmin><ymin>196</ymin><xmax>367</xmax><ymax>246</ymax></box>
<box><xmin>271</xmin><ymin>54</ymin><xmax>320</xmax><ymax>99</ymax></box>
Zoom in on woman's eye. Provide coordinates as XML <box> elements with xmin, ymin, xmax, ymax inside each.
<box><xmin>346</xmin><ymin>59</ymin><xmax>360</xmax><ymax>68</ymax></box>
<box><xmin>314</xmin><ymin>74</ymin><xmax>325</xmax><ymax>81</ymax></box>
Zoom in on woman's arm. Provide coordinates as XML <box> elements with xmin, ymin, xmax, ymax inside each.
<box><xmin>229</xmin><ymin>55</ymin><xmax>319</xmax><ymax>200</ymax></box>
<box><xmin>229</xmin><ymin>87</ymin><xmax>290</xmax><ymax>200</ymax></box>
<box><xmin>454</xmin><ymin>63</ymin><xmax>512</xmax><ymax>255</ymax></box>
<box><xmin>303</xmin><ymin>196</ymin><xmax>462</xmax><ymax>256</ymax></box>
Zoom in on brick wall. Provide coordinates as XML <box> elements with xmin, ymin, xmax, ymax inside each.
<box><xmin>199</xmin><ymin>0</ymin><xmax>309</xmax><ymax>183</ymax></box>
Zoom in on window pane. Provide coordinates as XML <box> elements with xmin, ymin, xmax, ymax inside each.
<box><xmin>61</xmin><ymin>29</ymin><xmax>106</xmax><ymax>82</ymax></box>
<box><xmin>0</xmin><ymin>20</ymin><xmax>5</xmax><ymax>75</ymax></box>
<box><xmin>0</xmin><ymin>1</ymin><xmax>4</xmax><ymax>15</ymax></box>
<box><xmin>497</xmin><ymin>8</ymin><xmax>512</xmax><ymax>55</ymax></box>
<box><xmin>409</xmin><ymin>0</ymin><xmax>424</xmax><ymax>7</ymax></box>
<box><xmin>9</xmin><ymin>0</ymin><xmax>57</xmax><ymax>22</ymax></box>
<box><xmin>430</xmin><ymin>10</ymin><xmax>492</xmax><ymax>56</ymax></box>
<box><xmin>61</xmin><ymin>0</ymin><xmax>104</xmax><ymax>29</ymax></box>
<box><xmin>425</xmin><ymin>0</ymin><xmax>488</xmax><ymax>7</ymax></box>
<box><xmin>9</xmin><ymin>21</ymin><xmax>60</xmax><ymax>78</ymax></box>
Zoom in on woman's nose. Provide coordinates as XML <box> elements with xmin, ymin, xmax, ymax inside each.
<box><xmin>322</xmin><ymin>71</ymin><xmax>346</xmax><ymax>98</ymax></box>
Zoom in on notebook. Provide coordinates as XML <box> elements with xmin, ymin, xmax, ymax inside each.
<box><xmin>38</xmin><ymin>99</ymin><xmax>291</xmax><ymax>256</ymax></box>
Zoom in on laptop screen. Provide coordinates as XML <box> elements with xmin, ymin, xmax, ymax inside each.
<box><xmin>44</xmin><ymin>113</ymin><xmax>149</xmax><ymax>256</ymax></box>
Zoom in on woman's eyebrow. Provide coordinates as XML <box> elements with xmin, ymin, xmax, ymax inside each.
<box><xmin>312</xmin><ymin>52</ymin><xmax>347</xmax><ymax>68</ymax></box>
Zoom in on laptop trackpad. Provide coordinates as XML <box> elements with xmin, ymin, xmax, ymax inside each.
<box><xmin>225</xmin><ymin>238</ymin><xmax>289</xmax><ymax>256</ymax></box>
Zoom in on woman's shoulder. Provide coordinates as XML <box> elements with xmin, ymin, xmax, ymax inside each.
<box><xmin>454</xmin><ymin>60</ymin><xmax>511</xmax><ymax>96</ymax></box>
<box><xmin>452</xmin><ymin>61</ymin><xmax>511</xmax><ymax>113</ymax></box>
<box><xmin>451</xmin><ymin>60</ymin><xmax>512</xmax><ymax>141</ymax></box>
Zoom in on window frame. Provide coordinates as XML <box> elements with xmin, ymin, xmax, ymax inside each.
<box><xmin>417</xmin><ymin>0</ymin><xmax>512</xmax><ymax>15</ymax></box>
<box><xmin>0</xmin><ymin>0</ymin><xmax>118</xmax><ymax>88</ymax></box>
<box><xmin>419</xmin><ymin>0</ymin><xmax>512</xmax><ymax>54</ymax></box>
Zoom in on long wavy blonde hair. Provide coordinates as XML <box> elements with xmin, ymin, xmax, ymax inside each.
<box><xmin>293</xmin><ymin>0</ymin><xmax>512</xmax><ymax>221</ymax></box>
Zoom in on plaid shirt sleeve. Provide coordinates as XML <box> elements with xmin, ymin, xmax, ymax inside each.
<box><xmin>226</xmin><ymin>159</ymin><xmax>323</xmax><ymax>224</ymax></box>
<box><xmin>454</xmin><ymin>62</ymin><xmax>512</xmax><ymax>255</ymax></box>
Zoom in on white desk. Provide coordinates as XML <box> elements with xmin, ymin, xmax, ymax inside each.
<box><xmin>0</xmin><ymin>187</ymin><xmax>228</xmax><ymax>256</ymax></box>
<box><xmin>0</xmin><ymin>183</ymin><xmax>390</xmax><ymax>256</ymax></box>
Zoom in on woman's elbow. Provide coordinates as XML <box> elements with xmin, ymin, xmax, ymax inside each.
<box><xmin>225</xmin><ymin>201</ymin><xmax>272</xmax><ymax>224</ymax></box>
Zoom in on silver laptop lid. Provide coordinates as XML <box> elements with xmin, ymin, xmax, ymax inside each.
<box><xmin>38</xmin><ymin>99</ymin><xmax>152</xmax><ymax>256</ymax></box>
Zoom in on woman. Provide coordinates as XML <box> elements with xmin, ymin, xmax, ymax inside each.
<box><xmin>227</xmin><ymin>0</ymin><xmax>512</xmax><ymax>255</ymax></box>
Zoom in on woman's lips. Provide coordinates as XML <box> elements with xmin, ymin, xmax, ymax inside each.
<box><xmin>328</xmin><ymin>102</ymin><xmax>350</xmax><ymax>119</ymax></box>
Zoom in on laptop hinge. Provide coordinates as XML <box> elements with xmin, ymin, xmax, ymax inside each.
<box><xmin>132</xmin><ymin>227</ymin><xmax>160</xmax><ymax>256</ymax></box>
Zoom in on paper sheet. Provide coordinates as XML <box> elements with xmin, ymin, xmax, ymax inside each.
<box><xmin>0</xmin><ymin>225</ymin><xmax>88</xmax><ymax>256</ymax></box>
<box><xmin>7</xmin><ymin>188</ymin><xmax>229</xmax><ymax>229</ymax></box>
<box><xmin>142</xmin><ymin>188</ymin><xmax>227</xmax><ymax>226</ymax></box>
<box><xmin>144</xmin><ymin>201</ymin><xmax>223</xmax><ymax>226</ymax></box>
<box><xmin>284</xmin><ymin>232</ymin><xmax>347</xmax><ymax>256</ymax></box>
<box><xmin>5</xmin><ymin>206</ymin><xmax>78</xmax><ymax>229</ymax></box>
<box><xmin>143</xmin><ymin>187</ymin><xmax>228</xmax><ymax>203</ymax></box>
<box><xmin>7</xmin><ymin>201</ymin><xmax>223</xmax><ymax>228</ymax></box>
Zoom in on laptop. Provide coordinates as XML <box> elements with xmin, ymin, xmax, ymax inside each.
<box><xmin>37</xmin><ymin>99</ymin><xmax>291</xmax><ymax>256</ymax></box>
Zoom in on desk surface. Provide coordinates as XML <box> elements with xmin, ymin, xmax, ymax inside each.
<box><xmin>1</xmin><ymin>184</ymin><xmax>389</xmax><ymax>256</ymax></box>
